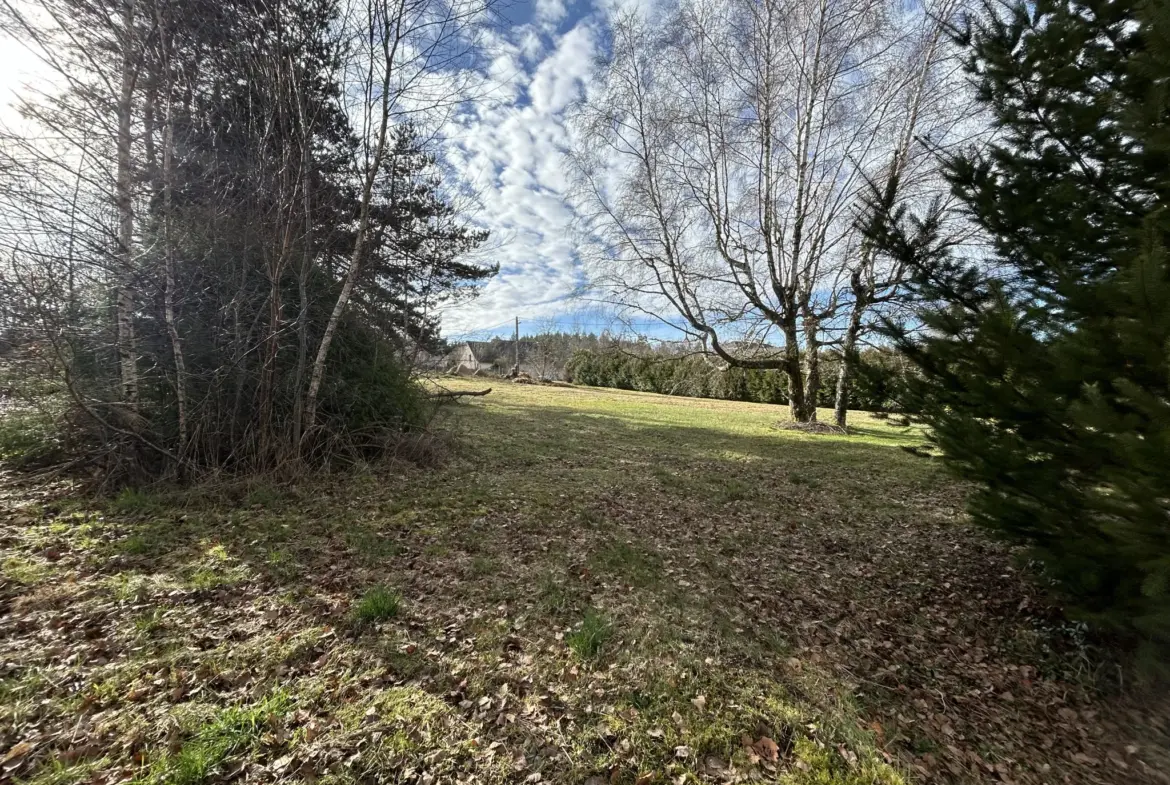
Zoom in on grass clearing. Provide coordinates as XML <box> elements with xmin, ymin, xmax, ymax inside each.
<box><xmin>0</xmin><ymin>379</ymin><xmax>1165</xmax><ymax>785</ymax></box>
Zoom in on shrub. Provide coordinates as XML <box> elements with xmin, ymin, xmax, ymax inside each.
<box><xmin>0</xmin><ymin>406</ymin><xmax>63</xmax><ymax>468</ymax></box>
<box><xmin>566</xmin><ymin>347</ymin><xmax>912</xmax><ymax>411</ymax></box>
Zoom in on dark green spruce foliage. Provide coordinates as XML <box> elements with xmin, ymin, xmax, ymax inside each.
<box><xmin>875</xmin><ymin>0</ymin><xmax>1170</xmax><ymax>661</ymax></box>
<box><xmin>566</xmin><ymin>346</ymin><xmax>914</xmax><ymax>412</ymax></box>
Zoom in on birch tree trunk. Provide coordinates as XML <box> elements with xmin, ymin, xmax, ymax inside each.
<box><xmin>115</xmin><ymin>0</ymin><xmax>139</xmax><ymax>409</ymax></box>
<box><xmin>800</xmin><ymin>315</ymin><xmax>821</xmax><ymax>422</ymax></box>
<box><xmin>780</xmin><ymin>321</ymin><xmax>807</xmax><ymax>422</ymax></box>
<box><xmin>161</xmin><ymin>88</ymin><xmax>187</xmax><ymax>449</ymax></box>
<box><xmin>302</xmin><ymin>0</ymin><xmax>405</xmax><ymax>432</ymax></box>
<box><xmin>834</xmin><ymin>285</ymin><xmax>866</xmax><ymax>428</ymax></box>
<box><xmin>291</xmin><ymin>91</ymin><xmax>314</xmax><ymax>450</ymax></box>
<box><xmin>156</xmin><ymin>6</ymin><xmax>188</xmax><ymax>450</ymax></box>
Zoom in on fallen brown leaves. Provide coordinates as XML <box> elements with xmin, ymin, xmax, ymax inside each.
<box><xmin>1</xmin><ymin>383</ymin><xmax>1168</xmax><ymax>785</ymax></box>
<box><xmin>598</xmin><ymin>460</ymin><xmax>1170</xmax><ymax>785</ymax></box>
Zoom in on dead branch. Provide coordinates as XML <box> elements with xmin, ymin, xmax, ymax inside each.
<box><xmin>427</xmin><ymin>388</ymin><xmax>491</xmax><ymax>399</ymax></box>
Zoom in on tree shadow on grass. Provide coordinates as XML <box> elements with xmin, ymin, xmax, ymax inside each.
<box><xmin>844</xmin><ymin>422</ymin><xmax>929</xmax><ymax>445</ymax></box>
<box><xmin>23</xmin><ymin>394</ymin><xmax>1165</xmax><ymax>785</ymax></box>
<box><xmin>96</xmin><ymin>398</ymin><xmax>944</xmax><ymax>598</ymax></box>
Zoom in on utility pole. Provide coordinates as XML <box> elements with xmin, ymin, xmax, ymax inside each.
<box><xmin>513</xmin><ymin>316</ymin><xmax>520</xmax><ymax>376</ymax></box>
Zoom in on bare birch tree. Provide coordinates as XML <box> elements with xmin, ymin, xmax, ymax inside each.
<box><xmin>151</xmin><ymin>0</ymin><xmax>187</xmax><ymax>447</ymax></box>
<box><xmin>569</xmin><ymin>0</ymin><xmax>976</xmax><ymax>423</ymax></box>
<box><xmin>828</xmin><ymin>0</ymin><xmax>977</xmax><ymax>426</ymax></box>
<box><xmin>302</xmin><ymin>0</ymin><xmax>496</xmax><ymax>433</ymax></box>
<box><xmin>113</xmin><ymin>0</ymin><xmax>139</xmax><ymax>410</ymax></box>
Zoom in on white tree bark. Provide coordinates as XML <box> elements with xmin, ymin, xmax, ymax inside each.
<box><xmin>303</xmin><ymin>0</ymin><xmax>406</xmax><ymax>431</ymax></box>
<box><xmin>115</xmin><ymin>0</ymin><xmax>139</xmax><ymax>408</ymax></box>
<box><xmin>302</xmin><ymin>0</ymin><xmax>488</xmax><ymax>433</ymax></box>
<box><xmin>156</xmin><ymin>4</ymin><xmax>188</xmax><ymax>448</ymax></box>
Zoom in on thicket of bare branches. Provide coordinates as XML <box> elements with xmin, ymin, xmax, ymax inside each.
<box><xmin>0</xmin><ymin>0</ymin><xmax>496</xmax><ymax>481</ymax></box>
<box><xmin>568</xmin><ymin>0</ymin><xmax>979</xmax><ymax>424</ymax></box>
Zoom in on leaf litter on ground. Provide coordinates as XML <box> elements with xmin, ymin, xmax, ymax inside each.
<box><xmin>0</xmin><ymin>380</ymin><xmax>1167</xmax><ymax>785</ymax></box>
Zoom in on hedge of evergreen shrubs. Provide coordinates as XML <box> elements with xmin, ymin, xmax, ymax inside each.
<box><xmin>565</xmin><ymin>347</ymin><xmax>915</xmax><ymax>412</ymax></box>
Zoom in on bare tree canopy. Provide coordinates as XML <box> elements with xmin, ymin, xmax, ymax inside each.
<box><xmin>568</xmin><ymin>0</ymin><xmax>979</xmax><ymax>423</ymax></box>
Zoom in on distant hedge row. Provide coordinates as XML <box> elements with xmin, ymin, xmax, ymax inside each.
<box><xmin>565</xmin><ymin>347</ymin><xmax>916</xmax><ymax>412</ymax></box>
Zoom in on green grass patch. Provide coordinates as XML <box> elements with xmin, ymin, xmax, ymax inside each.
<box><xmin>785</xmin><ymin>735</ymin><xmax>906</xmax><ymax>784</ymax></box>
<box><xmin>179</xmin><ymin>543</ymin><xmax>248</xmax><ymax>591</ymax></box>
<box><xmin>328</xmin><ymin>686</ymin><xmax>476</xmax><ymax>777</ymax></box>
<box><xmin>110</xmin><ymin>487</ymin><xmax>169</xmax><ymax>516</ymax></box>
<box><xmin>537</xmin><ymin>571</ymin><xmax>583</xmax><ymax>617</ymax></box>
<box><xmin>184</xmin><ymin>565</ymin><xmax>244</xmax><ymax>591</ymax></box>
<box><xmin>576</xmin><ymin>507</ymin><xmax>606</xmax><ymax>529</ymax></box>
<box><xmin>242</xmin><ymin>485</ymin><xmax>284</xmax><ymax>508</ymax></box>
<box><xmin>263</xmin><ymin>547</ymin><xmax>298</xmax><ymax>581</ymax></box>
<box><xmin>652</xmin><ymin>465</ymin><xmax>690</xmax><ymax>492</ymax></box>
<box><xmin>140</xmin><ymin>691</ymin><xmax>291</xmax><ymax>785</ymax></box>
<box><xmin>566</xmin><ymin>608</ymin><xmax>614</xmax><ymax>659</ymax></box>
<box><xmin>352</xmin><ymin>586</ymin><xmax>402</xmax><ymax>625</ymax></box>
<box><xmin>787</xmin><ymin>470</ymin><xmax>820</xmax><ymax>489</ymax></box>
<box><xmin>133</xmin><ymin>608</ymin><xmax>167</xmax><ymax>636</ymax></box>
<box><xmin>714</xmin><ymin>477</ymin><xmax>753</xmax><ymax>504</ymax></box>
<box><xmin>2</xmin><ymin>555</ymin><xmax>49</xmax><ymax>585</ymax></box>
<box><xmin>345</xmin><ymin>528</ymin><xmax>404</xmax><ymax>563</ymax></box>
<box><xmin>18</xmin><ymin>758</ymin><xmax>112</xmax><ymax>785</ymax></box>
<box><xmin>470</xmin><ymin>554</ymin><xmax>498</xmax><ymax>576</ymax></box>
<box><xmin>590</xmin><ymin>540</ymin><xmax>663</xmax><ymax>587</ymax></box>
<box><xmin>120</xmin><ymin>534</ymin><xmax>151</xmax><ymax>556</ymax></box>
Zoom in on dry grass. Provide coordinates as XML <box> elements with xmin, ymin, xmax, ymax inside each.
<box><xmin>0</xmin><ymin>380</ymin><xmax>1165</xmax><ymax>785</ymax></box>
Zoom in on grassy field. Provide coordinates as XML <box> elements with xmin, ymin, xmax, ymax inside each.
<box><xmin>1</xmin><ymin>379</ymin><xmax>1166</xmax><ymax>785</ymax></box>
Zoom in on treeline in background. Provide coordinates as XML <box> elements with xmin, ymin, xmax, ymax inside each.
<box><xmin>564</xmin><ymin>345</ymin><xmax>915</xmax><ymax>413</ymax></box>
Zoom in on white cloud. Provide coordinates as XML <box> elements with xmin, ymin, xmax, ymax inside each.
<box><xmin>517</xmin><ymin>27</ymin><xmax>545</xmax><ymax>63</ymax></box>
<box><xmin>439</xmin><ymin>19</ymin><xmax>599</xmax><ymax>336</ymax></box>
<box><xmin>528</xmin><ymin>24</ymin><xmax>595</xmax><ymax>115</ymax></box>
<box><xmin>535</xmin><ymin>0</ymin><xmax>569</xmax><ymax>29</ymax></box>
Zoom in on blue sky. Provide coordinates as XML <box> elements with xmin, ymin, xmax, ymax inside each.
<box><xmin>436</xmin><ymin>0</ymin><xmax>666</xmax><ymax>341</ymax></box>
<box><xmin>0</xmin><ymin>0</ymin><xmax>969</xmax><ymax>348</ymax></box>
<box><xmin>0</xmin><ymin>0</ymin><xmax>665</xmax><ymax>342</ymax></box>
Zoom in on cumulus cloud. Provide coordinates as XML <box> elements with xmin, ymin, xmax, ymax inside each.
<box><xmin>528</xmin><ymin>24</ymin><xmax>595</xmax><ymax>115</ymax></box>
<box><xmin>535</xmin><ymin>0</ymin><xmax>569</xmax><ymax>28</ymax></box>
<box><xmin>439</xmin><ymin>17</ymin><xmax>599</xmax><ymax>336</ymax></box>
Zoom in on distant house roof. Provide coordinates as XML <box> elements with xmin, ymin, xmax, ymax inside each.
<box><xmin>453</xmin><ymin>340</ymin><xmax>539</xmax><ymax>366</ymax></box>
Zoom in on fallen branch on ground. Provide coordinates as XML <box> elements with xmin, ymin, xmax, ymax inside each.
<box><xmin>427</xmin><ymin>388</ymin><xmax>492</xmax><ymax>399</ymax></box>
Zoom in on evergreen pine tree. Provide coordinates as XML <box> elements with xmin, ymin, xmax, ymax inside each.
<box><xmin>873</xmin><ymin>0</ymin><xmax>1170</xmax><ymax>665</ymax></box>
